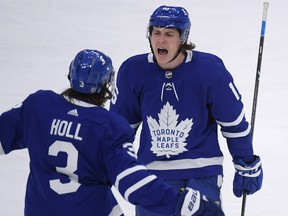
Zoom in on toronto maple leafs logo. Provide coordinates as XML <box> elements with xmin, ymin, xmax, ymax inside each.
<box><xmin>147</xmin><ymin>102</ymin><xmax>193</xmax><ymax>158</ymax></box>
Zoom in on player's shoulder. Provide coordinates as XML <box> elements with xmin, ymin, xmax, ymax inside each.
<box><xmin>120</xmin><ymin>53</ymin><xmax>151</xmax><ymax>70</ymax></box>
<box><xmin>117</xmin><ymin>53</ymin><xmax>152</xmax><ymax>81</ymax></box>
<box><xmin>28</xmin><ymin>89</ymin><xmax>57</xmax><ymax>97</ymax></box>
<box><xmin>190</xmin><ymin>50</ymin><xmax>228</xmax><ymax>76</ymax></box>
<box><xmin>25</xmin><ymin>90</ymin><xmax>59</xmax><ymax>103</ymax></box>
<box><xmin>123</xmin><ymin>53</ymin><xmax>149</xmax><ymax>63</ymax></box>
<box><xmin>192</xmin><ymin>50</ymin><xmax>224</xmax><ymax>65</ymax></box>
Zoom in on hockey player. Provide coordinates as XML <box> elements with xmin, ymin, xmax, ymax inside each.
<box><xmin>0</xmin><ymin>49</ymin><xmax>224</xmax><ymax>216</ymax></box>
<box><xmin>110</xmin><ymin>5</ymin><xmax>263</xmax><ymax>216</ymax></box>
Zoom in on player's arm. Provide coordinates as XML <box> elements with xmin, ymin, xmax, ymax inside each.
<box><xmin>209</xmin><ymin>61</ymin><xmax>263</xmax><ymax>197</ymax></box>
<box><xmin>0</xmin><ymin>102</ymin><xmax>27</xmax><ymax>155</ymax></box>
<box><xmin>208</xmin><ymin>60</ymin><xmax>254</xmax><ymax>160</ymax></box>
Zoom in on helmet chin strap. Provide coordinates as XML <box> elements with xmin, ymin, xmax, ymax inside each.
<box><xmin>168</xmin><ymin>44</ymin><xmax>183</xmax><ymax>63</ymax></box>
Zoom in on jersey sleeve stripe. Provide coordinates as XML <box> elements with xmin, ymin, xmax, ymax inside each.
<box><xmin>216</xmin><ymin>109</ymin><xmax>245</xmax><ymax>127</ymax></box>
<box><xmin>130</xmin><ymin>122</ymin><xmax>141</xmax><ymax>130</ymax></box>
<box><xmin>115</xmin><ymin>165</ymin><xmax>147</xmax><ymax>189</ymax></box>
<box><xmin>221</xmin><ymin>124</ymin><xmax>251</xmax><ymax>138</ymax></box>
<box><xmin>124</xmin><ymin>175</ymin><xmax>157</xmax><ymax>201</ymax></box>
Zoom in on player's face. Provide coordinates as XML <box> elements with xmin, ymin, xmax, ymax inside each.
<box><xmin>150</xmin><ymin>27</ymin><xmax>183</xmax><ymax>69</ymax></box>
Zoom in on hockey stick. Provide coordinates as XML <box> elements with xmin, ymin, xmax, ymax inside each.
<box><xmin>241</xmin><ymin>2</ymin><xmax>269</xmax><ymax>216</ymax></box>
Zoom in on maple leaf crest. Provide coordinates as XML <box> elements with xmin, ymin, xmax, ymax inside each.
<box><xmin>147</xmin><ymin>102</ymin><xmax>193</xmax><ymax>158</ymax></box>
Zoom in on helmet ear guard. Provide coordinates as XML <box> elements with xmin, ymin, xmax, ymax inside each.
<box><xmin>68</xmin><ymin>49</ymin><xmax>114</xmax><ymax>94</ymax></box>
<box><xmin>147</xmin><ymin>5</ymin><xmax>191</xmax><ymax>42</ymax></box>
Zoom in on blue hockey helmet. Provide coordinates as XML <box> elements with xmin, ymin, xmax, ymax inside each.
<box><xmin>147</xmin><ymin>5</ymin><xmax>191</xmax><ymax>42</ymax></box>
<box><xmin>68</xmin><ymin>49</ymin><xmax>114</xmax><ymax>94</ymax></box>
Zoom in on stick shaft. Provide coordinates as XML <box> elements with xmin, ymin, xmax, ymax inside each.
<box><xmin>241</xmin><ymin>2</ymin><xmax>269</xmax><ymax>216</ymax></box>
<box><xmin>250</xmin><ymin>2</ymin><xmax>269</xmax><ymax>137</ymax></box>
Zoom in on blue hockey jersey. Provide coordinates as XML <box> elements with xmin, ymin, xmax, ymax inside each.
<box><xmin>0</xmin><ymin>90</ymin><xmax>179</xmax><ymax>216</ymax></box>
<box><xmin>110</xmin><ymin>50</ymin><xmax>254</xmax><ymax>180</ymax></box>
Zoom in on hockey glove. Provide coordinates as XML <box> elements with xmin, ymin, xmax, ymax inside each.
<box><xmin>175</xmin><ymin>187</ymin><xmax>224</xmax><ymax>216</ymax></box>
<box><xmin>233</xmin><ymin>155</ymin><xmax>263</xmax><ymax>198</ymax></box>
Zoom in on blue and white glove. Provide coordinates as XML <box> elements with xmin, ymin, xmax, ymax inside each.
<box><xmin>233</xmin><ymin>155</ymin><xmax>263</xmax><ymax>198</ymax></box>
<box><xmin>176</xmin><ymin>188</ymin><xmax>224</xmax><ymax>216</ymax></box>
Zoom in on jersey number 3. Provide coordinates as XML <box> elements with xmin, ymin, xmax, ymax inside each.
<box><xmin>48</xmin><ymin>140</ymin><xmax>81</xmax><ymax>195</ymax></box>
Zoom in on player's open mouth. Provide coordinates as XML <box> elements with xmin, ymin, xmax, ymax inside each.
<box><xmin>158</xmin><ymin>48</ymin><xmax>168</xmax><ymax>56</ymax></box>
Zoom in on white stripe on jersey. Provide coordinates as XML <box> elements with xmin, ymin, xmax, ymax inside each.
<box><xmin>216</xmin><ymin>108</ymin><xmax>245</xmax><ymax>127</ymax></box>
<box><xmin>221</xmin><ymin>124</ymin><xmax>251</xmax><ymax>138</ymax></box>
<box><xmin>115</xmin><ymin>165</ymin><xmax>147</xmax><ymax>189</ymax></box>
<box><xmin>146</xmin><ymin>156</ymin><xmax>224</xmax><ymax>170</ymax></box>
<box><xmin>124</xmin><ymin>175</ymin><xmax>157</xmax><ymax>201</ymax></box>
<box><xmin>130</xmin><ymin>122</ymin><xmax>141</xmax><ymax>130</ymax></box>
<box><xmin>108</xmin><ymin>204</ymin><xmax>123</xmax><ymax>216</ymax></box>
